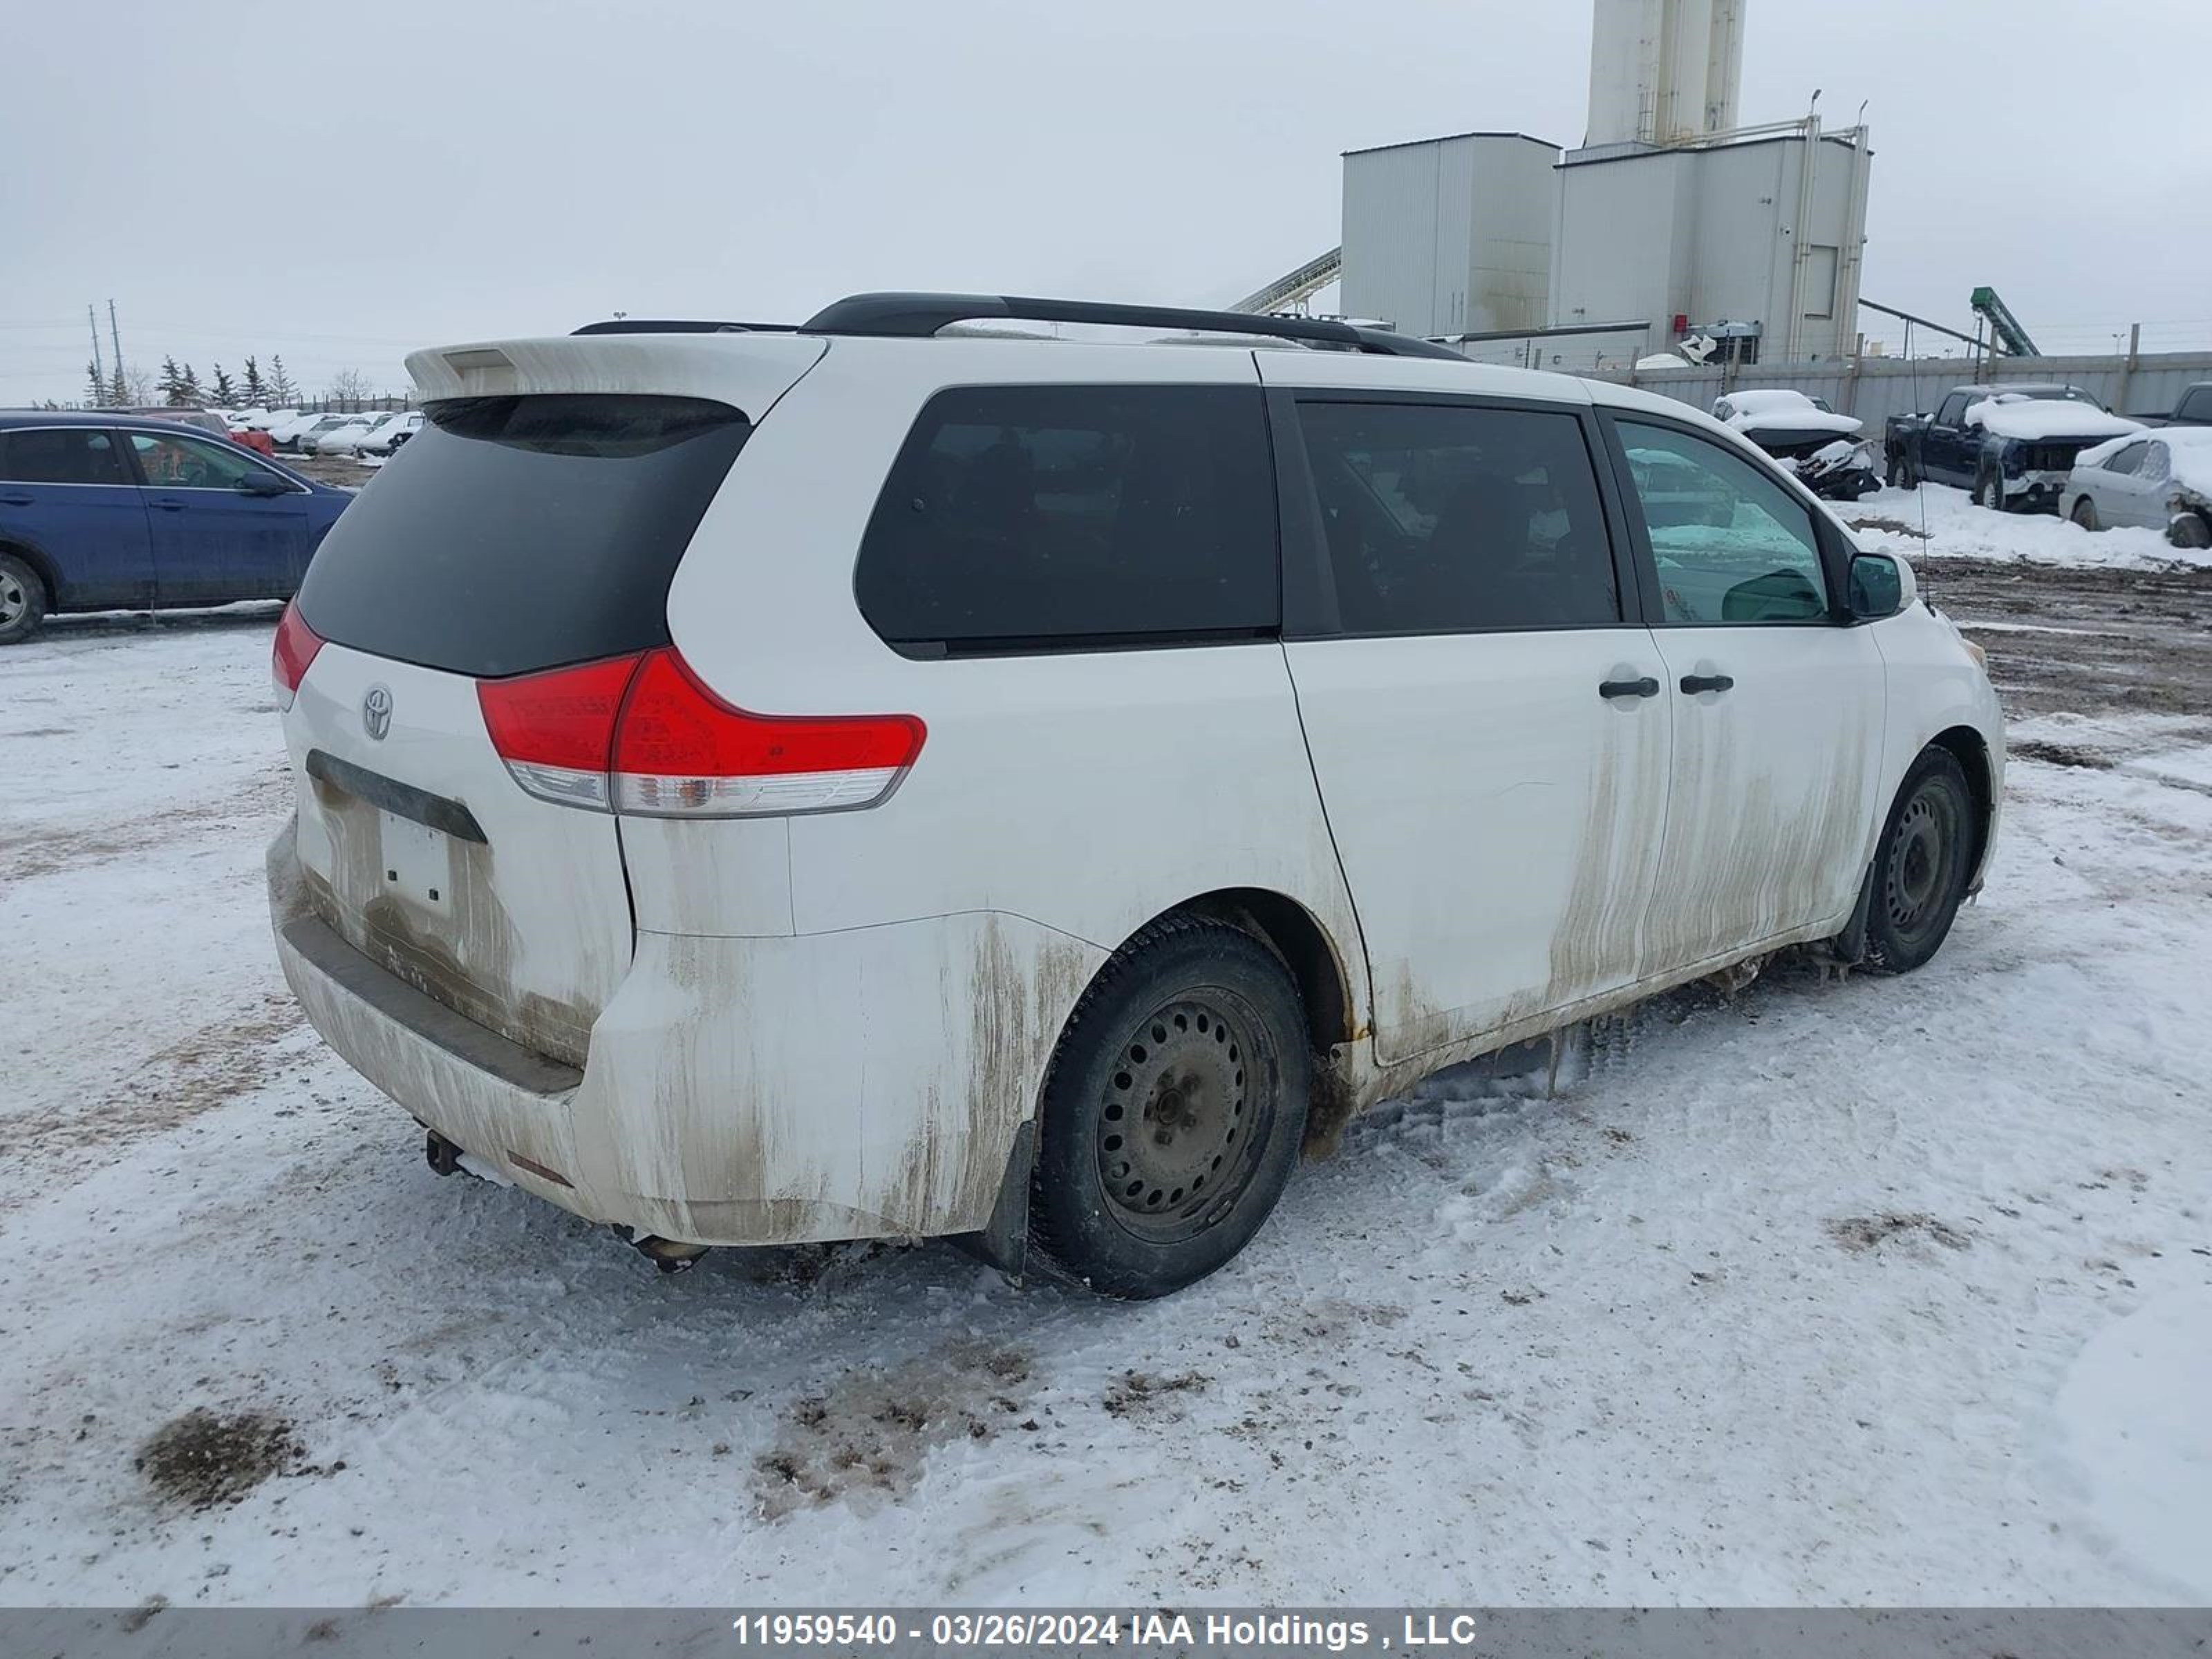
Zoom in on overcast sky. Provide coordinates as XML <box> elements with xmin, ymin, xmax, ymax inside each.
<box><xmin>6</xmin><ymin>0</ymin><xmax>2209</xmax><ymax>402</ymax></box>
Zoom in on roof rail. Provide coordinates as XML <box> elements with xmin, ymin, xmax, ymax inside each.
<box><xmin>798</xmin><ymin>292</ymin><xmax>1467</xmax><ymax>361</ymax></box>
<box><xmin>570</xmin><ymin>319</ymin><xmax>796</xmax><ymax>336</ymax></box>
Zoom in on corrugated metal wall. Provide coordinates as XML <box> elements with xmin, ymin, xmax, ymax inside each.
<box><xmin>1580</xmin><ymin>350</ymin><xmax>2212</xmax><ymax>427</ymax></box>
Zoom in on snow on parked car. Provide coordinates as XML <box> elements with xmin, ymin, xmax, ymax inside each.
<box><xmin>1712</xmin><ymin>388</ymin><xmax>1880</xmax><ymax>501</ymax></box>
<box><xmin>274</xmin><ymin>412</ymin><xmax>352</xmax><ymax>452</ymax></box>
<box><xmin>359</xmin><ymin>410</ymin><xmax>423</xmax><ymax>455</ymax></box>
<box><xmin>1713</xmin><ymin>388</ymin><xmax>1849</xmax><ymax>428</ymax></box>
<box><xmin>1966</xmin><ymin>392</ymin><xmax>2143</xmax><ymax>445</ymax></box>
<box><xmin>311</xmin><ymin>413</ymin><xmax>396</xmax><ymax>455</ymax></box>
<box><xmin>1887</xmin><ymin>384</ymin><xmax>2141</xmax><ymax>515</ymax></box>
<box><xmin>2061</xmin><ymin>427</ymin><xmax>2212</xmax><ymax>548</ymax></box>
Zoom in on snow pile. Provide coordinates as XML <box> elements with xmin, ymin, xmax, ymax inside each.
<box><xmin>1846</xmin><ymin>482</ymin><xmax>2211</xmax><ymax>570</ymax></box>
<box><xmin>1965</xmin><ymin>395</ymin><xmax>2141</xmax><ymax>442</ymax></box>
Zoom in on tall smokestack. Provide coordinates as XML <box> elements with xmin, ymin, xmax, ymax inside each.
<box><xmin>1584</xmin><ymin>0</ymin><xmax>1746</xmax><ymax>148</ymax></box>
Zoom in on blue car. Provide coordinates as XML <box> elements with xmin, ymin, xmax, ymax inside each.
<box><xmin>0</xmin><ymin>411</ymin><xmax>353</xmax><ymax>644</ymax></box>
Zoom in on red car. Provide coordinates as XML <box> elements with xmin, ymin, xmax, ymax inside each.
<box><xmin>122</xmin><ymin>405</ymin><xmax>274</xmax><ymax>456</ymax></box>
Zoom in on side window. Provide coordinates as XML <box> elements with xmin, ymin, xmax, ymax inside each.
<box><xmin>2101</xmin><ymin>440</ymin><xmax>2148</xmax><ymax>477</ymax></box>
<box><xmin>1616</xmin><ymin>421</ymin><xmax>1830</xmax><ymax>626</ymax></box>
<box><xmin>128</xmin><ymin>431</ymin><xmax>270</xmax><ymax>490</ymax></box>
<box><xmin>0</xmin><ymin>428</ymin><xmax>128</xmax><ymax>485</ymax></box>
<box><xmin>1936</xmin><ymin>392</ymin><xmax>1970</xmax><ymax>427</ymax></box>
<box><xmin>854</xmin><ymin>385</ymin><xmax>1277</xmax><ymax>653</ymax></box>
<box><xmin>1293</xmin><ymin>401</ymin><xmax>1619</xmax><ymax>633</ymax></box>
<box><xmin>2177</xmin><ymin>386</ymin><xmax>2212</xmax><ymax>422</ymax></box>
<box><xmin>2139</xmin><ymin>442</ymin><xmax>2171</xmax><ymax>485</ymax></box>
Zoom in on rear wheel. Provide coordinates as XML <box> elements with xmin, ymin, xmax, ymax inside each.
<box><xmin>0</xmin><ymin>552</ymin><xmax>48</xmax><ymax>646</ymax></box>
<box><xmin>1863</xmin><ymin>749</ymin><xmax>1976</xmax><ymax>973</ymax></box>
<box><xmin>1972</xmin><ymin>471</ymin><xmax>2007</xmax><ymax>512</ymax></box>
<box><xmin>2070</xmin><ymin>496</ymin><xmax>2100</xmax><ymax>532</ymax></box>
<box><xmin>1029</xmin><ymin>916</ymin><xmax>1309</xmax><ymax>1298</ymax></box>
<box><xmin>2170</xmin><ymin>511</ymin><xmax>2211</xmax><ymax>550</ymax></box>
<box><xmin>1887</xmin><ymin>451</ymin><xmax>1914</xmax><ymax>489</ymax></box>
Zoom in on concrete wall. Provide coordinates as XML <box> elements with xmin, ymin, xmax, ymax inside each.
<box><xmin>1342</xmin><ymin>135</ymin><xmax>1557</xmax><ymax>339</ymax></box>
<box><xmin>1580</xmin><ymin>349</ymin><xmax>2212</xmax><ymax>430</ymax></box>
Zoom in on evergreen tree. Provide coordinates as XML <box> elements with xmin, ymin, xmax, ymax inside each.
<box><xmin>242</xmin><ymin>356</ymin><xmax>265</xmax><ymax>405</ymax></box>
<box><xmin>209</xmin><ymin>364</ymin><xmax>237</xmax><ymax>407</ymax></box>
<box><xmin>179</xmin><ymin>363</ymin><xmax>204</xmax><ymax>404</ymax></box>
<box><xmin>86</xmin><ymin>360</ymin><xmax>106</xmax><ymax>406</ymax></box>
<box><xmin>108</xmin><ymin>364</ymin><xmax>131</xmax><ymax>406</ymax></box>
<box><xmin>158</xmin><ymin>355</ymin><xmax>186</xmax><ymax>404</ymax></box>
<box><xmin>268</xmin><ymin>355</ymin><xmax>297</xmax><ymax>404</ymax></box>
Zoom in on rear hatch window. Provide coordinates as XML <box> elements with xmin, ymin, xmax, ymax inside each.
<box><xmin>296</xmin><ymin>394</ymin><xmax>750</xmax><ymax>678</ymax></box>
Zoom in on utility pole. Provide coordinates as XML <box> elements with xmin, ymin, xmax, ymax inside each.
<box><xmin>88</xmin><ymin>303</ymin><xmax>105</xmax><ymax>384</ymax></box>
<box><xmin>108</xmin><ymin>299</ymin><xmax>124</xmax><ymax>390</ymax></box>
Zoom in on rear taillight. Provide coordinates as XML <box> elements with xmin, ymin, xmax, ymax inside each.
<box><xmin>271</xmin><ymin>601</ymin><xmax>324</xmax><ymax>709</ymax></box>
<box><xmin>476</xmin><ymin>648</ymin><xmax>925</xmax><ymax>818</ymax></box>
<box><xmin>475</xmin><ymin>654</ymin><xmax>641</xmax><ymax>809</ymax></box>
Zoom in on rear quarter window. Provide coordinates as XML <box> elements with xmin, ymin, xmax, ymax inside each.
<box><xmin>854</xmin><ymin>384</ymin><xmax>1278</xmax><ymax>655</ymax></box>
<box><xmin>294</xmin><ymin>394</ymin><xmax>750</xmax><ymax>678</ymax></box>
<box><xmin>0</xmin><ymin>427</ymin><xmax>129</xmax><ymax>486</ymax></box>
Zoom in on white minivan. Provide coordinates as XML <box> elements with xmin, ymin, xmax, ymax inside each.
<box><xmin>267</xmin><ymin>294</ymin><xmax>2004</xmax><ymax>1297</ymax></box>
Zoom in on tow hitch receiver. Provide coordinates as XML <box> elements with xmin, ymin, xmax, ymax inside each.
<box><xmin>426</xmin><ymin>1129</ymin><xmax>465</xmax><ymax>1177</ymax></box>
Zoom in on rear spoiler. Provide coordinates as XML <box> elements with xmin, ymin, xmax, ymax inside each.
<box><xmin>571</xmin><ymin>319</ymin><xmax>797</xmax><ymax>336</ymax></box>
<box><xmin>404</xmin><ymin>333</ymin><xmax>827</xmax><ymax>405</ymax></box>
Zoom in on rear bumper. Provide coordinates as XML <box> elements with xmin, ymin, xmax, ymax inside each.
<box><xmin>268</xmin><ymin>815</ymin><xmax>1103</xmax><ymax>1248</ymax></box>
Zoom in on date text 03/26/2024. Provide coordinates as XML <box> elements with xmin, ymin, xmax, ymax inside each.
<box><xmin>727</xmin><ymin>1613</ymin><xmax>1487</xmax><ymax>1651</ymax></box>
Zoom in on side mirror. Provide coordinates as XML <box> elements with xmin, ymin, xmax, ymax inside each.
<box><xmin>1847</xmin><ymin>551</ymin><xmax>1911</xmax><ymax>619</ymax></box>
<box><xmin>236</xmin><ymin>471</ymin><xmax>294</xmax><ymax>496</ymax></box>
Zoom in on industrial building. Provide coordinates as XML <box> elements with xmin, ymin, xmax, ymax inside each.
<box><xmin>1338</xmin><ymin>132</ymin><xmax>1558</xmax><ymax>341</ymax></box>
<box><xmin>1259</xmin><ymin>0</ymin><xmax>1873</xmax><ymax>368</ymax></box>
<box><xmin>1548</xmin><ymin>115</ymin><xmax>1873</xmax><ymax>364</ymax></box>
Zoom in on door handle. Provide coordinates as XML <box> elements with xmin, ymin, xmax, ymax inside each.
<box><xmin>149</xmin><ymin>497</ymin><xmax>186</xmax><ymax>511</ymax></box>
<box><xmin>1680</xmin><ymin>673</ymin><xmax>1736</xmax><ymax>695</ymax></box>
<box><xmin>1598</xmin><ymin>675</ymin><xmax>1661</xmax><ymax>700</ymax></box>
<box><xmin>0</xmin><ymin>492</ymin><xmax>32</xmax><ymax>507</ymax></box>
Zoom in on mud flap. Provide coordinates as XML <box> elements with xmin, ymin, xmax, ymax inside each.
<box><xmin>950</xmin><ymin>1119</ymin><xmax>1033</xmax><ymax>1281</ymax></box>
<box><xmin>1828</xmin><ymin>858</ymin><xmax>1878</xmax><ymax>968</ymax></box>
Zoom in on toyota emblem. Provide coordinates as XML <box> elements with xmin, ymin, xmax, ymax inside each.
<box><xmin>362</xmin><ymin>684</ymin><xmax>393</xmax><ymax>741</ymax></box>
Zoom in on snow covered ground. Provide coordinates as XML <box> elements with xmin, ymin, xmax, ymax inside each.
<box><xmin>1850</xmin><ymin>481</ymin><xmax>2212</xmax><ymax>572</ymax></box>
<box><xmin>2</xmin><ymin>575</ymin><xmax>2209</xmax><ymax>1609</ymax></box>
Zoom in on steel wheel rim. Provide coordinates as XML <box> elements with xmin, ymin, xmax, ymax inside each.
<box><xmin>0</xmin><ymin>570</ymin><xmax>24</xmax><ymax>628</ymax></box>
<box><xmin>1096</xmin><ymin>993</ymin><xmax>1270</xmax><ymax>1244</ymax></box>
<box><xmin>1885</xmin><ymin>782</ymin><xmax>1959</xmax><ymax>938</ymax></box>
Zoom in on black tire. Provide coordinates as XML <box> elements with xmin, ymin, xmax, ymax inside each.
<box><xmin>0</xmin><ymin>552</ymin><xmax>48</xmax><ymax>646</ymax></box>
<box><xmin>2070</xmin><ymin>496</ymin><xmax>2100</xmax><ymax>532</ymax></box>
<box><xmin>1886</xmin><ymin>451</ymin><xmax>1914</xmax><ymax>489</ymax></box>
<box><xmin>1972</xmin><ymin>470</ymin><xmax>2007</xmax><ymax>512</ymax></box>
<box><xmin>2170</xmin><ymin>511</ymin><xmax>2211</xmax><ymax>551</ymax></box>
<box><xmin>1863</xmin><ymin>749</ymin><xmax>1976</xmax><ymax>974</ymax></box>
<box><xmin>1028</xmin><ymin>915</ymin><xmax>1310</xmax><ymax>1298</ymax></box>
